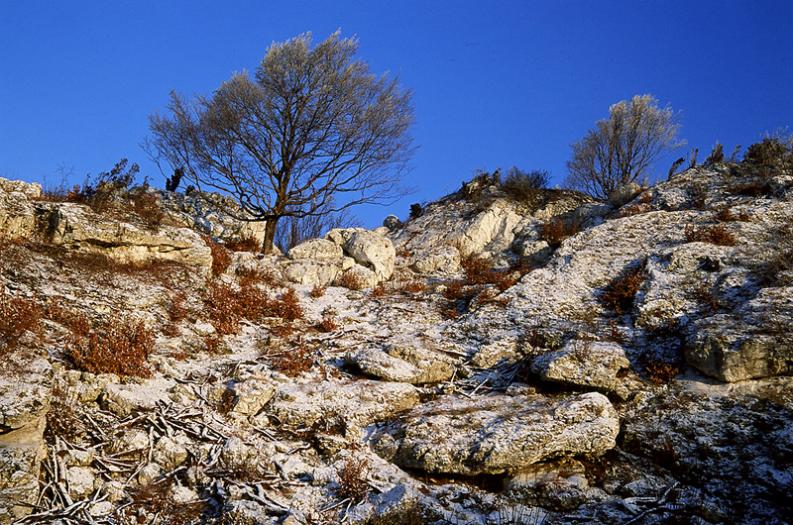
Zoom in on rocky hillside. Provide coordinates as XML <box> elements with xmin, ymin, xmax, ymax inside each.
<box><xmin>0</xmin><ymin>153</ymin><xmax>791</xmax><ymax>525</ymax></box>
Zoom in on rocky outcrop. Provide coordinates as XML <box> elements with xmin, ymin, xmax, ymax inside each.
<box><xmin>345</xmin><ymin>344</ymin><xmax>456</xmax><ymax>384</ymax></box>
<box><xmin>0</xmin><ymin>357</ymin><xmax>51</xmax><ymax>524</ymax></box>
<box><xmin>531</xmin><ymin>340</ymin><xmax>631</xmax><ymax>398</ymax></box>
<box><xmin>0</xmin><ymin>179</ymin><xmax>42</xmax><ymax>199</ymax></box>
<box><xmin>385</xmin><ymin>392</ymin><xmax>619</xmax><ymax>476</ymax></box>
<box><xmin>326</xmin><ymin>228</ymin><xmax>396</xmax><ymax>280</ymax></box>
<box><xmin>43</xmin><ymin>203</ymin><xmax>213</xmax><ymax>269</ymax></box>
<box><xmin>0</xmin><ymin>189</ymin><xmax>37</xmax><ymax>240</ymax></box>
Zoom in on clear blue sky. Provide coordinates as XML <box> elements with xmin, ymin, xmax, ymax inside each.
<box><xmin>2</xmin><ymin>0</ymin><xmax>792</xmax><ymax>226</ymax></box>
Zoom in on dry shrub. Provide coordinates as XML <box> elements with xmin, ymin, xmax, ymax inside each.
<box><xmin>337</xmin><ymin>270</ymin><xmax>366</xmax><ymax>290</ymax></box>
<box><xmin>0</xmin><ymin>294</ymin><xmax>42</xmax><ymax>354</ymax></box>
<box><xmin>270</xmin><ymin>288</ymin><xmax>303</xmax><ymax>321</ymax></box>
<box><xmin>237</xmin><ymin>267</ymin><xmax>279</xmax><ymax>288</ymax></box>
<box><xmin>271</xmin><ymin>347</ymin><xmax>314</xmax><ymax>377</ymax></box>
<box><xmin>500</xmin><ymin>168</ymin><xmax>549</xmax><ymax>203</ymax></box>
<box><xmin>206</xmin><ymin>283</ymin><xmax>303</xmax><ymax>336</ymax></box>
<box><xmin>400</xmin><ymin>281</ymin><xmax>426</xmax><ymax>294</ymax></box>
<box><xmin>316</xmin><ymin>308</ymin><xmax>339</xmax><ymax>333</ymax></box>
<box><xmin>646</xmin><ymin>360</ymin><xmax>681</xmax><ymax>384</ymax></box>
<box><xmin>471</xmin><ymin>288</ymin><xmax>511</xmax><ymax>309</ymax></box>
<box><xmin>130</xmin><ymin>192</ymin><xmax>165</xmax><ymax>229</ymax></box>
<box><xmin>744</xmin><ymin>135</ymin><xmax>793</xmax><ymax>171</ymax></box>
<box><xmin>217</xmin><ymin>387</ymin><xmax>236</xmax><ymax>415</ymax></box>
<box><xmin>203</xmin><ymin>235</ymin><xmax>231</xmax><ymax>276</ymax></box>
<box><xmin>204</xmin><ymin>334</ymin><xmax>226</xmax><ymax>354</ymax></box>
<box><xmin>225</xmin><ymin>236</ymin><xmax>262</xmax><ymax>253</ymax></box>
<box><xmin>44</xmin><ymin>394</ymin><xmax>85</xmax><ymax>444</ymax></box>
<box><xmin>309</xmin><ymin>285</ymin><xmax>326</xmax><ymax>298</ymax></box>
<box><xmin>443</xmin><ymin>280</ymin><xmax>466</xmax><ymax>301</ymax></box>
<box><xmin>460</xmin><ymin>256</ymin><xmax>518</xmax><ymax>291</ymax></box>
<box><xmin>539</xmin><ymin>216</ymin><xmax>581</xmax><ymax>248</ymax></box>
<box><xmin>715</xmin><ymin>207</ymin><xmax>751</xmax><ymax>222</ymax></box>
<box><xmin>370</xmin><ymin>283</ymin><xmax>388</xmax><ymax>297</ymax></box>
<box><xmin>601</xmin><ymin>260</ymin><xmax>647</xmax><ymax>315</ymax></box>
<box><xmin>43</xmin><ymin>298</ymin><xmax>91</xmax><ymax>339</ymax></box>
<box><xmin>337</xmin><ymin>457</ymin><xmax>370</xmax><ymax>502</ymax></box>
<box><xmin>684</xmin><ymin>224</ymin><xmax>736</xmax><ymax>246</ymax></box>
<box><xmin>69</xmin><ymin>317</ymin><xmax>155</xmax><ymax>377</ymax></box>
<box><xmin>728</xmin><ymin>179</ymin><xmax>774</xmax><ymax>197</ymax></box>
<box><xmin>206</xmin><ymin>282</ymin><xmax>243</xmax><ymax>335</ymax></box>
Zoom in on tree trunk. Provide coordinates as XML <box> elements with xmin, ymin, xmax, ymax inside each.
<box><xmin>262</xmin><ymin>217</ymin><xmax>279</xmax><ymax>254</ymax></box>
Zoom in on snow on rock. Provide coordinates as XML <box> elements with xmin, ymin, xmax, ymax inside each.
<box><xmin>387</xmin><ymin>392</ymin><xmax>619</xmax><ymax>476</ymax></box>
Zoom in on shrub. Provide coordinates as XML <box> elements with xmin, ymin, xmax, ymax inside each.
<box><xmin>704</xmin><ymin>142</ymin><xmax>724</xmax><ymax>165</ymax></box>
<box><xmin>501</xmin><ymin>167</ymin><xmax>549</xmax><ymax>202</ymax></box>
<box><xmin>684</xmin><ymin>224</ymin><xmax>736</xmax><ymax>246</ymax></box>
<box><xmin>206</xmin><ymin>282</ymin><xmax>244</xmax><ymax>335</ymax></box>
<box><xmin>309</xmin><ymin>285</ymin><xmax>326</xmax><ymax>298</ymax></box>
<box><xmin>206</xmin><ymin>283</ymin><xmax>303</xmax><ymax>335</ymax></box>
<box><xmin>744</xmin><ymin>135</ymin><xmax>793</xmax><ymax>169</ymax></box>
<box><xmin>645</xmin><ymin>360</ymin><xmax>681</xmax><ymax>384</ymax></box>
<box><xmin>316</xmin><ymin>309</ymin><xmax>339</xmax><ymax>333</ymax></box>
<box><xmin>337</xmin><ymin>457</ymin><xmax>370</xmax><ymax>502</ymax></box>
<box><xmin>370</xmin><ymin>283</ymin><xmax>388</xmax><ymax>297</ymax></box>
<box><xmin>409</xmin><ymin>203</ymin><xmax>423</xmax><ymax>220</ymax></box>
<box><xmin>130</xmin><ymin>191</ymin><xmax>165</xmax><ymax>230</ymax></box>
<box><xmin>0</xmin><ymin>294</ymin><xmax>42</xmax><ymax>354</ymax></box>
<box><xmin>539</xmin><ymin>217</ymin><xmax>581</xmax><ymax>248</ymax></box>
<box><xmin>69</xmin><ymin>317</ymin><xmax>155</xmax><ymax>377</ymax></box>
<box><xmin>601</xmin><ymin>260</ymin><xmax>647</xmax><ymax>315</ymax></box>
<box><xmin>225</xmin><ymin>236</ymin><xmax>262</xmax><ymax>253</ymax></box>
<box><xmin>460</xmin><ymin>256</ymin><xmax>518</xmax><ymax>291</ymax></box>
<box><xmin>203</xmin><ymin>235</ymin><xmax>232</xmax><ymax>276</ymax></box>
<box><xmin>271</xmin><ymin>347</ymin><xmax>314</xmax><ymax>377</ymax></box>
<box><xmin>237</xmin><ymin>267</ymin><xmax>279</xmax><ymax>288</ymax></box>
<box><xmin>337</xmin><ymin>271</ymin><xmax>366</xmax><ymax>290</ymax></box>
<box><xmin>715</xmin><ymin>207</ymin><xmax>751</xmax><ymax>222</ymax></box>
<box><xmin>270</xmin><ymin>288</ymin><xmax>304</xmax><ymax>321</ymax></box>
<box><xmin>400</xmin><ymin>281</ymin><xmax>426</xmax><ymax>294</ymax></box>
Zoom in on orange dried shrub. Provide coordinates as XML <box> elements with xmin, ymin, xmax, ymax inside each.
<box><xmin>271</xmin><ymin>347</ymin><xmax>314</xmax><ymax>377</ymax></box>
<box><xmin>400</xmin><ymin>281</ymin><xmax>426</xmax><ymax>294</ymax></box>
<box><xmin>309</xmin><ymin>285</ymin><xmax>326</xmax><ymax>298</ymax></box>
<box><xmin>645</xmin><ymin>360</ymin><xmax>681</xmax><ymax>384</ymax></box>
<box><xmin>337</xmin><ymin>271</ymin><xmax>366</xmax><ymax>291</ymax></box>
<box><xmin>268</xmin><ymin>288</ymin><xmax>303</xmax><ymax>321</ymax></box>
<box><xmin>205</xmin><ymin>282</ymin><xmax>243</xmax><ymax>335</ymax></box>
<box><xmin>203</xmin><ymin>235</ymin><xmax>231</xmax><ymax>276</ymax></box>
<box><xmin>69</xmin><ymin>317</ymin><xmax>155</xmax><ymax>377</ymax></box>
<box><xmin>539</xmin><ymin>217</ymin><xmax>581</xmax><ymax>248</ymax></box>
<box><xmin>130</xmin><ymin>192</ymin><xmax>165</xmax><ymax>230</ymax></box>
<box><xmin>460</xmin><ymin>256</ymin><xmax>518</xmax><ymax>291</ymax></box>
<box><xmin>0</xmin><ymin>294</ymin><xmax>42</xmax><ymax>354</ymax></box>
<box><xmin>316</xmin><ymin>308</ymin><xmax>338</xmax><ymax>332</ymax></box>
<box><xmin>225</xmin><ymin>236</ymin><xmax>262</xmax><ymax>253</ymax></box>
<box><xmin>370</xmin><ymin>283</ymin><xmax>388</xmax><ymax>297</ymax></box>
<box><xmin>684</xmin><ymin>224</ymin><xmax>736</xmax><ymax>246</ymax></box>
<box><xmin>237</xmin><ymin>267</ymin><xmax>279</xmax><ymax>288</ymax></box>
<box><xmin>601</xmin><ymin>260</ymin><xmax>647</xmax><ymax>315</ymax></box>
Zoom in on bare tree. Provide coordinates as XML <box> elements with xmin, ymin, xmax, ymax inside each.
<box><xmin>565</xmin><ymin>95</ymin><xmax>683</xmax><ymax>199</ymax></box>
<box><xmin>147</xmin><ymin>31</ymin><xmax>413</xmax><ymax>253</ymax></box>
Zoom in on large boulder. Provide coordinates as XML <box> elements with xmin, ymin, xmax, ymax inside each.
<box><xmin>387</xmin><ymin>392</ymin><xmax>619</xmax><ymax>476</ymax></box>
<box><xmin>326</xmin><ymin>228</ymin><xmax>395</xmax><ymax>280</ymax></box>
<box><xmin>283</xmin><ymin>259</ymin><xmax>342</xmax><ymax>287</ymax></box>
<box><xmin>288</xmin><ymin>238</ymin><xmax>344</xmax><ymax>261</ymax></box>
<box><xmin>346</xmin><ymin>345</ymin><xmax>456</xmax><ymax>384</ymax></box>
<box><xmin>531</xmin><ymin>340</ymin><xmax>631</xmax><ymax>397</ymax></box>
<box><xmin>263</xmin><ymin>379</ymin><xmax>420</xmax><ymax>432</ymax></box>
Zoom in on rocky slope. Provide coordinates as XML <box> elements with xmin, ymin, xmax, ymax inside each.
<box><xmin>0</xmin><ymin>155</ymin><xmax>791</xmax><ymax>525</ymax></box>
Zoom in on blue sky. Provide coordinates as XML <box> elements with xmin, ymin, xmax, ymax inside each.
<box><xmin>1</xmin><ymin>0</ymin><xmax>792</xmax><ymax>227</ymax></box>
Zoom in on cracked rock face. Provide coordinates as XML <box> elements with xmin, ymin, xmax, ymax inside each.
<box><xmin>345</xmin><ymin>344</ymin><xmax>457</xmax><ymax>384</ymax></box>
<box><xmin>531</xmin><ymin>340</ymin><xmax>631</xmax><ymax>397</ymax></box>
<box><xmin>388</xmin><ymin>392</ymin><xmax>619</xmax><ymax>476</ymax></box>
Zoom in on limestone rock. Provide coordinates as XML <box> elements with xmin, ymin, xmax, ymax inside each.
<box><xmin>66</xmin><ymin>466</ymin><xmax>96</xmax><ymax>500</ymax></box>
<box><xmin>229</xmin><ymin>378</ymin><xmax>275</xmax><ymax>417</ymax></box>
<box><xmin>288</xmin><ymin>238</ymin><xmax>343</xmax><ymax>261</ymax></box>
<box><xmin>0</xmin><ymin>190</ymin><xmax>37</xmax><ymax>240</ymax></box>
<box><xmin>283</xmin><ymin>259</ymin><xmax>341</xmax><ymax>287</ymax></box>
<box><xmin>346</xmin><ymin>345</ymin><xmax>456</xmax><ymax>384</ymax></box>
<box><xmin>266</xmin><ymin>380</ymin><xmax>420</xmax><ymax>431</ymax></box>
<box><xmin>0</xmin><ymin>178</ymin><xmax>42</xmax><ymax>199</ymax></box>
<box><xmin>43</xmin><ymin>202</ymin><xmax>212</xmax><ymax>269</ymax></box>
<box><xmin>390</xmin><ymin>392</ymin><xmax>619</xmax><ymax>476</ymax></box>
<box><xmin>531</xmin><ymin>340</ymin><xmax>631</xmax><ymax>397</ymax></box>
<box><xmin>327</xmin><ymin>228</ymin><xmax>396</xmax><ymax>280</ymax></box>
<box><xmin>383</xmin><ymin>215</ymin><xmax>402</xmax><ymax>231</ymax></box>
<box><xmin>608</xmin><ymin>182</ymin><xmax>643</xmax><ymax>208</ymax></box>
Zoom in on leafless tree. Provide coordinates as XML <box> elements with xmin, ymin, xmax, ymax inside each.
<box><xmin>565</xmin><ymin>95</ymin><xmax>683</xmax><ymax>199</ymax></box>
<box><xmin>147</xmin><ymin>31</ymin><xmax>413</xmax><ymax>253</ymax></box>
